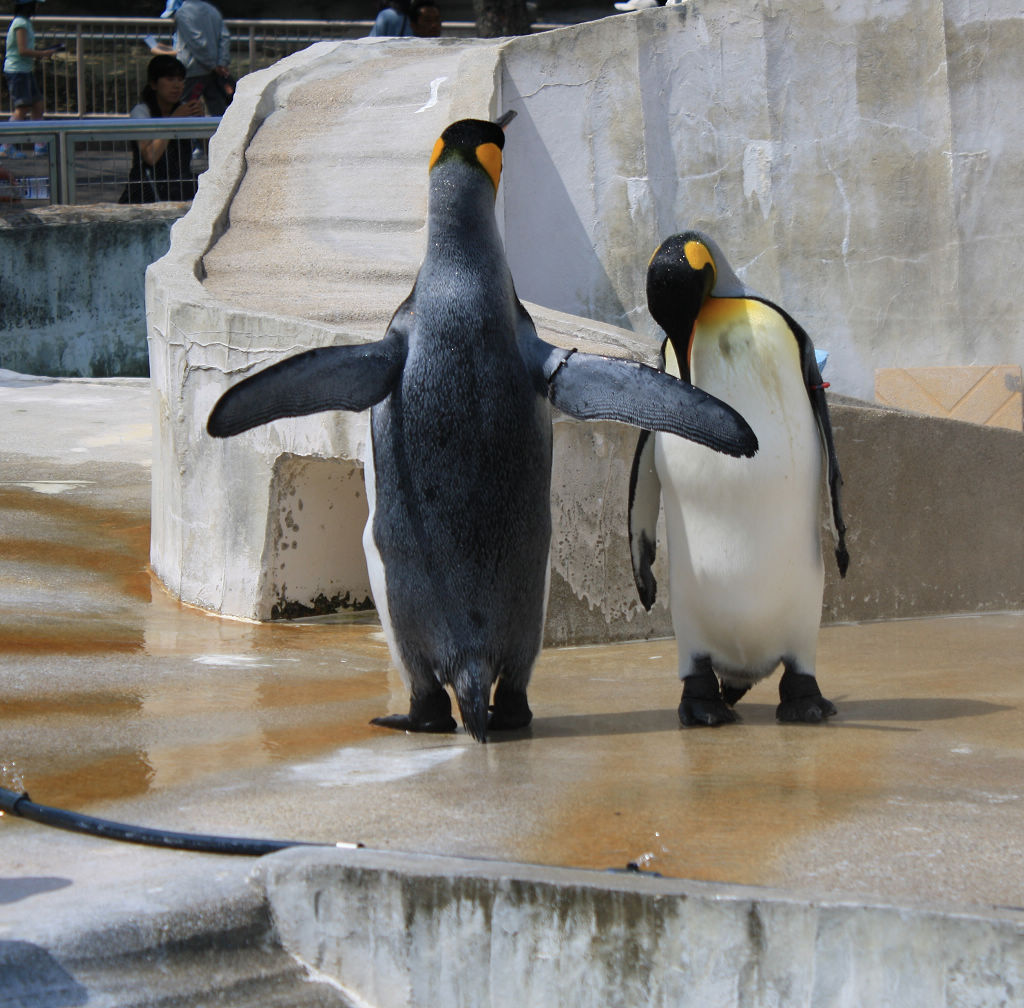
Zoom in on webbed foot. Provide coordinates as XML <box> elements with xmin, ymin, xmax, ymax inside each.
<box><xmin>488</xmin><ymin>678</ymin><xmax>533</xmax><ymax>732</ymax></box>
<box><xmin>678</xmin><ymin>661</ymin><xmax>738</xmax><ymax>727</ymax></box>
<box><xmin>776</xmin><ymin>664</ymin><xmax>836</xmax><ymax>724</ymax></box>
<box><xmin>370</xmin><ymin>686</ymin><xmax>457</xmax><ymax>734</ymax></box>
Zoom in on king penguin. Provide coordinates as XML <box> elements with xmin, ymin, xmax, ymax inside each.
<box><xmin>207</xmin><ymin>124</ymin><xmax>758</xmax><ymax>742</ymax></box>
<box><xmin>628</xmin><ymin>230</ymin><xmax>849</xmax><ymax>727</ymax></box>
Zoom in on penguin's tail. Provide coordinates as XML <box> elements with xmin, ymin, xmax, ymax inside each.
<box><xmin>452</xmin><ymin>663</ymin><xmax>491</xmax><ymax>743</ymax></box>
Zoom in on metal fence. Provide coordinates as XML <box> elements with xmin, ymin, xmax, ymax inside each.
<box><xmin>3</xmin><ymin>16</ymin><xmax>478</xmax><ymax>119</ymax></box>
<box><xmin>0</xmin><ymin>117</ymin><xmax>219</xmax><ymax>204</ymax></box>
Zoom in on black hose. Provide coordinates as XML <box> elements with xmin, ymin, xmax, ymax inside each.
<box><xmin>0</xmin><ymin>786</ymin><xmax>355</xmax><ymax>856</ymax></box>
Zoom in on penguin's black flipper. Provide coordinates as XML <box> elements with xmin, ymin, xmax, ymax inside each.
<box><xmin>544</xmin><ymin>349</ymin><xmax>759</xmax><ymax>459</ymax></box>
<box><xmin>762</xmin><ymin>302</ymin><xmax>849</xmax><ymax>578</ymax></box>
<box><xmin>207</xmin><ymin>330</ymin><xmax>407</xmax><ymax>438</ymax></box>
<box><xmin>627</xmin><ymin>430</ymin><xmax>660</xmax><ymax>609</ymax></box>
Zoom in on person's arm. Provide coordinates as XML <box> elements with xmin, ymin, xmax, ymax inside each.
<box><xmin>137</xmin><ymin>99</ymin><xmax>202</xmax><ymax>166</ymax></box>
<box><xmin>15</xmin><ymin>25</ymin><xmax>60</xmax><ymax>58</ymax></box>
<box><xmin>215</xmin><ymin>18</ymin><xmax>230</xmax><ymax>70</ymax></box>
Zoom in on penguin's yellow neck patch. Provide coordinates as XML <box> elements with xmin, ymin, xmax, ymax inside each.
<box><xmin>684</xmin><ymin>240</ymin><xmax>717</xmax><ymax>286</ymax></box>
<box><xmin>475</xmin><ymin>142</ymin><xmax>502</xmax><ymax>192</ymax></box>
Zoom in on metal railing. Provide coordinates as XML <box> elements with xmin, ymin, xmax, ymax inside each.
<box><xmin>2</xmin><ymin>16</ymin><xmax>479</xmax><ymax>119</ymax></box>
<box><xmin>0</xmin><ymin>117</ymin><xmax>219</xmax><ymax>204</ymax></box>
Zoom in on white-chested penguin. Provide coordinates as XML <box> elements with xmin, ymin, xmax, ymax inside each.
<box><xmin>208</xmin><ymin>124</ymin><xmax>758</xmax><ymax>742</ymax></box>
<box><xmin>629</xmin><ymin>230</ymin><xmax>849</xmax><ymax>727</ymax></box>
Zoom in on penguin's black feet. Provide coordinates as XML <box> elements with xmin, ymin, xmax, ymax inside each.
<box><xmin>721</xmin><ymin>683</ymin><xmax>750</xmax><ymax>708</ymax></box>
<box><xmin>370</xmin><ymin>686</ymin><xmax>458</xmax><ymax>734</ymax></box>
<box><xmin>488</xmin><ymin>678</ymin><xmax>533</xmax><ymax>732</ymax></box>
<box><xmin>776</xmin><ymin>665</ymin><xmax>836</xmax><ymax>724</ymax></box>
<box><xmin>678</xmin><ymin>662</ymin><xmax>738</xmax><ymax>727</ymax></box>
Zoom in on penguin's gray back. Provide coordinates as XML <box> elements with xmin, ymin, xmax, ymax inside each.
<box><xmin>364</xmin><ymin>192</ymin><xmax>553</xmax><ymax>692</ymax></box>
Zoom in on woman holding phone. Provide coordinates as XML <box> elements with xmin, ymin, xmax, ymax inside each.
<box><xmin>120</xmin><ymin>54</ymin><xmax>201</xmax><ymax>203</ymax></box>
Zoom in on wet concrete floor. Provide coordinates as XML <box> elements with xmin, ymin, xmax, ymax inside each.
<box><xmin>2</xmin><ymin>375</ymin><xmax>1024</xmax><ymax>918</ymax></box>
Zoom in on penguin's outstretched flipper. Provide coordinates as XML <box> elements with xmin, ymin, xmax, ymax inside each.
<box><xmin>544</xmin><ymin>348</ymin><xmax>759</xmax><ymax>459</ymax></box>
<box><xmin>627</xmin><ymin>429</ymin><xmax>661</xmax><ymax>609</ymax></box>
<box><xmin>207</xmin><ymin>329</ymin><xmax>407</xmax><ymax>438</ymax></box>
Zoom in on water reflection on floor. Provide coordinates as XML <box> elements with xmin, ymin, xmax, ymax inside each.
<box><xmin>2</xmin><ymin>480</ymin><xmax>1023</xmax><ymax>910</ymax></box>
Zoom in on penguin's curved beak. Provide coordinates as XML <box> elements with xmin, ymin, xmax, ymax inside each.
<box><xmin>495</xmin><ymin>110</ymin><xmax>517</xmax><ymax>130</ymax></box>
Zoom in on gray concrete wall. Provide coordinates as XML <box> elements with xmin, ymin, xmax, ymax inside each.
<box><xmin>825</xmin><ymin>398</ymin><xmax>1024</xmax><ymax>622</ymax></box>
<box><xmin>497</xmin><ymin>0</ymin><xmax>1024</xmax><ymax>401</ymax></box>
<box><xmin>0</xmin><ymin>205</ymin><xmax>184</xmax><ymax>377</ymax></box>
<box><xmin>259</xmin><ymin>847</ymin><xmax>1024</xmax><ymax>1008</ymax></box>
<box><xmin>146</xmin><ymin>8</ymin><xmax>1024</xmax><ymax>631</ymax></box>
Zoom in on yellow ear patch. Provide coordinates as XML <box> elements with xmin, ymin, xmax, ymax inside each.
<box><xmin>475</xmin><ymin>142</ymin><xmax>503</xmax><ymax>192</ymax></box>
<box><xmin>683</xmin><ymin>240</ymin><xmax>716</xmax><ymax>284</ymax></box>
<box><xmin>429</xmin><ymin>137</ymin><xmax>445</xmax><ymax>172</ymax></box>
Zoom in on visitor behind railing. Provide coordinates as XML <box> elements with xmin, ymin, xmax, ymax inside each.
<box><xmin>120</xmin><ymin>53</ymin><xmax>201</xmax><ymax>203</ymax></box>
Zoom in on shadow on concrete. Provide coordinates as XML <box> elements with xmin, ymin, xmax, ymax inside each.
<box><xmin>500</xmin><ymin>82</ymin><xmax>630</xmax><ymax>327</ymax></box>
<box><xmin>527</xmin><ymin>708</ymin><xmax>677</xmax><ymax>738</ymax></box>
<box><xmin>0</xmin><ymin>876</ymin><xmax>72</xmax><ymax>905</ymax></box>
<box><xmin>519</xmin><ymin>696</ymin><xmax>1016</xmax><ymax>741</ymax></box>
<box><xmin>834</xmin><ymin>697</ymin><xmax>1015</xmax><ymax>723</ymax></box>
<box><xmin>0</xmin><ymin>940</ymin><xmax>88</xmax><ymax>1007</ymax></box>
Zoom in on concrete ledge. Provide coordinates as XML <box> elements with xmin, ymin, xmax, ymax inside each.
<box><xmin>0</xmin><ymin>852</ymin><xmax>350</xmax><ymax>1008</ymax></box>
<box><xmin>259</xmin><ymin>846</ymin><xmax>1024</xmax><ymax>1008</ymax></box>
<box><xmin>825</xmin><ymin>397</ymin><xmax>1024</xmax><ymax>621</ymax></box>
<box><xmin>0</xmin><ymin>204</ymin><xmax>186</xmax><ymax>378</ymax></box>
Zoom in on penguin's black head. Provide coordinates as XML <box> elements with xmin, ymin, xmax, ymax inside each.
<box><xmin>430</xmin><ymin>118</ymin><xmax>507</xmax><ymax>193</ymax></box>
<box><xmin>646</xmin><ymin>231</ymin><xmax>718</xmax><ymax>372</ymax></box>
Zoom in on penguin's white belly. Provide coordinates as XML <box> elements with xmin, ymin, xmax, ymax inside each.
<box><xmin>657</xmin><ymin>298</ymin><xmax>824</xmax><ymax>682</ymax></box>
<box><xmin>361</xmin><ymin>430</ymin><xmax>411</xmax><ymax>689</ymax></box>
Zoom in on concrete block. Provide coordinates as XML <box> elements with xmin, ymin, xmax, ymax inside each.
<box><xmin>146</xmin><ymin>37</ymin><xmax>671</xmax><ymax>642</ymax></box>
<box><xmin>824</xmin><ymin>397</ymin><xmax>1024</xmax><ymax>622</ymax></box>
<box><xmin>147</xmin><ymin>2</ymin><xmax>1024</xmax><ymax>634</ymax></box>
<box><xmin>258</xmin><ymin>846</ymin><xmax>1024</xmax><ymax>1008</ymax></box>
<box><xmin>0</xmin><ymin>204</ymin><xmax>184</xmax><ymax>377</ymax></box>
<box><xmin>875</xmin><ymin>366</ymin><xmax>1024</xmax><ymax>430</ymax></box>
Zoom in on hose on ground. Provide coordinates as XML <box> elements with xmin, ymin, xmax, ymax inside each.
<box><xmin>0</xmin><ymin>785</ymin><xmax>357</xmax><ymax>856</ymax></box>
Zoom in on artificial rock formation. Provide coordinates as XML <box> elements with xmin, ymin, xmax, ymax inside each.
<box><xmin>147</xmin><ymin>2</ymin><xmax>1024</xmax><ymax>630</ymax></box>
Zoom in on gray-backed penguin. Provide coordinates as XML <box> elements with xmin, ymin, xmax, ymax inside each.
<box><xmin>629</xmin><ymin>230</ymin><xmax>849</xmax><ymax>727</ymax></box>
<box><xmin>208</xmin><ymin>123</ymin><xmax>758</xmax><ymax>742</ymax></box>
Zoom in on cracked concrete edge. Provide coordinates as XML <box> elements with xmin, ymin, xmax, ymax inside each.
<box><xmin>256</xmin><ymin>845</ymin><xmax>1024</xmax><ymax>1008</ymax></box>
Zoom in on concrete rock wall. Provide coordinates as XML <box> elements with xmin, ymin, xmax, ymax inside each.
<box><xmin>498</xmin><ymin>0</ymin><xmax>1024</xmax><ymax>400</ymax></box>
<box><xmin>259</xmin><ymin>847</ymin><xmax>1024</xmax><ymax>1008</ymax></box>
<box><xmin>0</xmin><ymin>205</ymin><xmax>183</xmax><ymax>377</ymax></box>
<box><xmin>147</xmin><ymin>3</ymin><xmax>1024</xmax><ymax>633</ymax></box>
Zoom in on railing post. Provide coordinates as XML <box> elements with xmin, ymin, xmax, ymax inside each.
<box><xmin>56</xmin><ymin>131</ymin><xmax>72</xmax><ymax>205</ymax></box>
<box><xmin>75</xmin><ymin>23</ymin><xmax>86</xmax><ymax>118</ymax></box>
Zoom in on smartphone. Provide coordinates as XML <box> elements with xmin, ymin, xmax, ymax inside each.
<box><xmin>143</xmin><ymin>34</ymin><xmax>158</xmax><ymax>49</ymax></box>
<box><xmin>183</xmin><ymin>81</ymin><xmax>205</xmax><ymax>105</ymax></box>
<box><xmin>50</xmin><ymin>42</ymin><xmax>66</xmax><ymax>52</ymax></box>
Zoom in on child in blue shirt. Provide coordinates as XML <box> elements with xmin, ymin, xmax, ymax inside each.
<box><xmin>2</xmin><ymin>0</ymin><xmax>61</xmax><ymax>157</ymax></box>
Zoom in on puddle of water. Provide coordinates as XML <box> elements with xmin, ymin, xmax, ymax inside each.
<box><xmin>0</xmin><ymin>481</ymin><xmax>95</xmax><ymax>496</ymax></box>
<box><xmin>2</xmin><ymin>476</ymin><xmax>1023</xmax><ymax>907</ymax></box>
<box><xmin>287</xmin><ymin>746</ymin><xmax>464</xmax><ymax>787</ymax></box>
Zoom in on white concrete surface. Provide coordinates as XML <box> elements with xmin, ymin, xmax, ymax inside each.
<box><xmin>2</xmin><ymin>374</ymin><xmax>1023</xmax><ymax>1007</ymax></box>
<box><xmin>260</xmin><ymin>846</ymin><xmax>1024</xmax><ymax>1008</ymax></box>
<box><xmin>146</xmin><ymin>2</ymin><xmax>1024</xmax><ymax>628</ymax></box>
